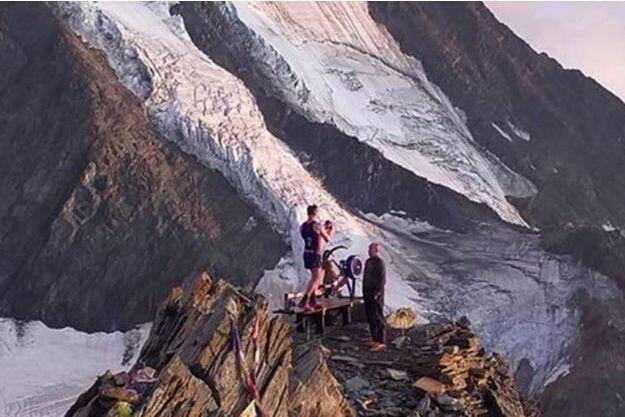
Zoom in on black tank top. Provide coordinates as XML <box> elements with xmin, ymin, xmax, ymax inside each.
<box><xmin>301</xmin><ymin>221</ymin><xmax>320</xmax><ymax>253</ymax></box>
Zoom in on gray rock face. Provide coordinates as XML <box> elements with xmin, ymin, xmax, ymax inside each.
<box><xmin>0</xmin><ymin>5</ymin><xmax>286</xmax><ymax>332</ymax></box>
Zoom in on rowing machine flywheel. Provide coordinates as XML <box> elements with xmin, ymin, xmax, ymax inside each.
<box><xmin>344</xmin><ymin>255</ymin><xmax>362</xmax><ymax>279</ymax></box>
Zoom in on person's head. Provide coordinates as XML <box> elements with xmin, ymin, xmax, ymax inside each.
<box><xmin>368</xmin><ymin>243</ymin><xmax>380</xmax><ymax>257</ymax></box>
<box><xmin>307</xmin><ymin>204</ymin><xmax>318</xmax><ymax>219</ymax></box>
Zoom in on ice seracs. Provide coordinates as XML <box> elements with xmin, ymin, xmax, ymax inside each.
<box><xmin>229</xmin><ymin>2</ymin><xmax>535</xmax><ymax>226</ymax></box>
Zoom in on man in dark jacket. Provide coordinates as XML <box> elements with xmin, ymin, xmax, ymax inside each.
<box><xmin>363</xmin><ymin>243</ymin><xmax>386</xmax><ymax>351</ymax></box>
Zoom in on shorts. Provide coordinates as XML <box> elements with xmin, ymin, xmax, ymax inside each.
<box><xmin>303</xmin><ymin>252</ymin><xmax>322</xmax><ymax>270</ymax></box>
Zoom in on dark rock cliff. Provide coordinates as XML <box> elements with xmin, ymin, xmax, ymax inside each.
<box><xmin>0</xmin><ymin>5</ymin><xmax>286</xmax><ymax>332</ymax></box>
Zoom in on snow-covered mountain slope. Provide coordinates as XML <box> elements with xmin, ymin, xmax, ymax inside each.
<box><xmin>0</xmin><ymin>318</ymin><xmax>148</xmax><ymax>417</ymax></box>
<box><xmin>207</xmin><ymin>2</ymin><xmax>536</xmax><ymax>226</ymax></box>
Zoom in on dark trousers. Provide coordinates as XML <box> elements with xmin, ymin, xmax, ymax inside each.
<box><xmin>363</xmin><ymin>288</ymin><xmax>385</xmax><ymax>343</ymax></box>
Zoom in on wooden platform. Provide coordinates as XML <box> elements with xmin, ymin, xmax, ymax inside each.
<box><xmin>291</xmin><ymin>297</ymin><xmax>355</xmax><ymax>315</ymax></box>
<box><xmin>292</xmin><ymin>297</ymin><xmax>359</xmax><ymax>339</ymax></box>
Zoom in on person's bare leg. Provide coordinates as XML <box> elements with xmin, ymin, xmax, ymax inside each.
<box><xmin>302</xmin><ymin>268</ymin><xmax>322</xmax><ymax>310</ymax></box>
<box><xmin>310</xmin><ymin>268</ymin><xmax>323</xmax><ymax>307</ymax></box>
<box><xmin>304</xmin><ymin>268</ymin><xmax>321</xmax><ymax>296</ymax></box>
<box><xmin>299</xmin><ymin>270</ymin><xmax>314</xmax><ymax>307</ymax></box>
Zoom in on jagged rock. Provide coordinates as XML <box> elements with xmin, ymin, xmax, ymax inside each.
<box><xmin>344</xmin><ymin>376</ymin><xmax>370</xmax><ymax>395</ymax></box>
<box><xmin>100</xmin><ymin>387</ymin><xmax>140</xmax><ymax>405</ymax></box>
<box><xmin>436</xmin><ymin>394</ymin><xmax>462</xmax><ymax>412</ymax></box>
<box><xmin>418</xmin><ymin>395</ymin><xmax>431</xmax><ymax>415</ymax></box>
<box><xmin>66</xmin><ymin>271</ymin><xmax>354</xmax><ymax>417</ymax></box>
<box><xmin>290</xmin><ymin>344</ymin><xmax>355</xmax><ymax>417</ymax></box>
<box><xmin>331</xmin><ymin>355</ymin><xmax>360</xmax><ymax>364</ymax></box>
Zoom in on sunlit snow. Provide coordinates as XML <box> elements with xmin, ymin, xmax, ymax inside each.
<box><xmin>0</xmin><ymin>318</ymin><xmax>149</xmax><ymax>417</ymax></box>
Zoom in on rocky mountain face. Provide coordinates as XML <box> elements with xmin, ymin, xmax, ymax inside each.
<box><xmin>67</xmin><ymin>271</ymin><xmax>532</xmax><ymax>417</ymax></box>
<box><xmin>0</xmin><ymin>5</ymin><xmax>285</xmax><ymax>332</ymax></box>
<box><xmin>369</xmin><ymin>1</ymin><xmax>625</xmax><ymax>278</ymax></box>
<box><xmin>369</xmin><ymin>2</ymin><xmax>625</xmax><ymax>231</ymax></box>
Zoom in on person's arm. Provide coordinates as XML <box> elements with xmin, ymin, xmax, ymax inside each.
<box><xmin>375</xmin><ymin>258</ymin><xmax>386</xmax><ymax>300</ymax></box>
<box><xmin>363</xmin><ymin>258</ymin><xmax>371</xmax><ymax>288</ymax></box>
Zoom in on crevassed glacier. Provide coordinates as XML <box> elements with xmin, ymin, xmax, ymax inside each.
<box><xmin>57</xmin><ymin>1</ymin><xmax>422</xmax><ymax>311</ymax></box>
<box><xmin>225</xmin><ymin>2</ymin><xmax>537</xmax><ymax>226</ymax></box>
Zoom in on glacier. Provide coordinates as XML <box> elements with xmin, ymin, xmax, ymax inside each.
<box><xmin>224</xmin><ymin>2</ymin><xmax>537</xmax><ymax>225</ymax></box>
<box><xmin>0</xmin><ymin>318</ymin><xmax>149</xmax><ymax>417</ymax></box>
<box><xmin>22</xmin><ymin>0</ymin><xmax>615</xmax><ymax>410</ymax></box>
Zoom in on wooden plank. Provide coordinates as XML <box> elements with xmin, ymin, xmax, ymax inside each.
<box><xmin>290</xmin><ymin>297</ymin><xmax>355</xmax><ymax>316</ymax></box>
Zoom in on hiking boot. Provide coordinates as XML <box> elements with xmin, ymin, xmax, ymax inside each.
<box><xmin>370</xmin><ymin>342</ymin><xmax>386</xmax><ymax>352</ymax></box>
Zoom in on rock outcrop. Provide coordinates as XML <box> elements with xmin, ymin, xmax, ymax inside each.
<box><xmin>0</xmin><ymin>4</ymin><xmax>286</xmax><ymax>332</ymax></box>
<box><xmin>324</xmin><ymin>319</ymin><xmax>531</xmax><ymax>417</ymax></box>
<box><xmin>66</xmin><ymin>271</ymin><xmax>533</xmax><ymax>417</ymax></box>
<box><xmin>541</xmin><ymin>225</ymin><xmax>625</xmax><ymax>291</ymax></box>
<box><xmin>66</xmin><ymin>271</ymin><xmax>353</xmax><ymax>417</ymax></box>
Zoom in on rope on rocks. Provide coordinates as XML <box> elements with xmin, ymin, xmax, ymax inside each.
<box><xmin>229</xmin><ymin>314</ymin><xmax>268</xmax><ymax>417</ymax></box>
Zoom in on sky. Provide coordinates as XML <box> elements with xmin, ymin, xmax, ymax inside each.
<box><xmin>487</xmin><ymin>2</ymin><xmax>625</xmax><ymax>102</ymax></box>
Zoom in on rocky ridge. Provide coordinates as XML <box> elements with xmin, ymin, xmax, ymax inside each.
<box><xmin>66</xmin><ymin>271</ymin><xmax>533</xmax><ymax>417</ymax></box>
<box><xmin>324</xmin><ymin>320</ymin><xmax>534</xmax><ymax>417</ymax></box>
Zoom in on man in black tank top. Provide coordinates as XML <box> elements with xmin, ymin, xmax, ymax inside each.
<box><xmin>299</xmin><ymin>204</ymin><xmax>333</xmax><ymax>311</ymax></box>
